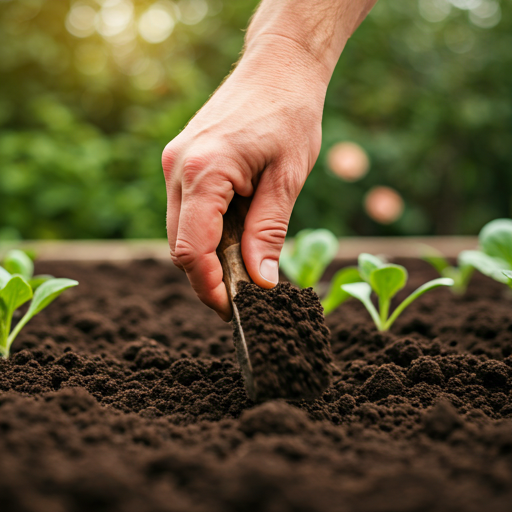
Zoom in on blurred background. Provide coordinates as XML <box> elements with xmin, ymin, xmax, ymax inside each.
<box><xmin>0</xmin><ymin>0</ymin><xmax>510</xmax><ymax>242</ymax></box>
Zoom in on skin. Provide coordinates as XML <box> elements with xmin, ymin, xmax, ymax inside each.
<box><xmin>162</xmin><ymin>0</ymin><xmax>378</xmax><ymax>321</ymax></box>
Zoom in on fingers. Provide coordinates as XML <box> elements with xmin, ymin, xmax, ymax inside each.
<box><xmin>174</xmin><ymin>162</ymin><xmax>237</xmax><ymax>321</ymax></box>
<box><xmin>165</xmin><ymin>179</ymin><xmax>183</xmax><ymax>269</ymax></box>
<box><xmin>162</xmin><ymin>143</ymin><xmax>183</xmax><ymax>269</ymax></box>
<box><xmin>241</xmin><ymin>164</ymin><xmax>303</xmax><ymax>289</ymax></box>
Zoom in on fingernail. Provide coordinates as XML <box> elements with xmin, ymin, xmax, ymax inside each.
<box><xmin>259</xmin><ymin>259</ymin><xmax>279</xmax><ymax>285</ymax></box>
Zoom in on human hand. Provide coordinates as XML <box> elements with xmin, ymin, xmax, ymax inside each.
<box><xmin>162</xmin><ymin>38</ymin><xmax>330</xmax><ymax>321</ymax></box>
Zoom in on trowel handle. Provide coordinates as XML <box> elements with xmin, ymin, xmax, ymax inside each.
<box><xmin>217</xmin><ymin>194</ymin><xmax>253</xmax><ymax>300</ymax></box>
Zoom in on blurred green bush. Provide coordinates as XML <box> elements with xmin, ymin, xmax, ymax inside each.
<box><xmin>0</xmin><ymin>0</ymin><xmax>510</xmax><ymax>240</ymax></box>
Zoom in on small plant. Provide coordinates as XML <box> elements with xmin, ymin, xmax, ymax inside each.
<box><xmin>421</xmin><ymin>245</ymin><xmax>473</xmax><ymax>295</ymax></box>
<box><xmin>341</xmin><ymin>253</ymin><xmax>453</xmax><ymax>331</ymax></box>
<box><xmin>458</xmin><ymin>219</ymin><xmax>512</xmax><ymax>288</ymax></box>
<box><xmin>0</xmin><ymin>250</ymin><xmax>78</xmax><ymax>358</ymax></box>
<box><xmin>279</xmin><ymin>229</ymin><xmax>362</xmax><ymax>315</ymax></box>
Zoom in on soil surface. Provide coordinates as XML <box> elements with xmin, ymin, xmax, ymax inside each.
<box><xmin>1</xmin><ymin>258</ymin><xmax>512</xmax><ymax>512</ymax></box>
<box><xmin>234</xmin><ymin>282</ymin><xmax>333</xmax><ymax>401</ymax></box>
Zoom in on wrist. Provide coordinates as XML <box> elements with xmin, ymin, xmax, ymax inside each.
<box><xmin>244</xmin><ymin>1</ymin><xmax>350</xmax><ymax>86</ymax></box>
<box><xmin>238</xmin><ymin>34</ymin><xmax>331</xmax><ymax>110</ymax></box>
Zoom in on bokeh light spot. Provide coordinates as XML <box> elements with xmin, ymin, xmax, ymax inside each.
<box><xmin>469</xmin><ymin>0</ymin><xmax>501</xmax><ymax>28</ymax></box>
<box><xmin>327</xmin><ymin>142</ymin><xmax>370</xmax><ymax>182</ymax></box>
<box><xmin>96</xmin><ymin>0</ymin><xmax>134</xmax><ymax>38</ymax></box>
<box><xmin>418</xmin><ymin>0</ymin><xmax>451</xmax><ymax>23</ymax></box>
<box><xmin>139</xmin><ymin>3</ymin><xmax>176</xmax><ymax>43</ymax></box>
<box><xmin>364</xmin><ymin>186</ymin><xmax>404</xmax><ymax>224</ymax></box>
<box><xmin>449</xmin><ymin>0</ymin><xmax>482</xmax><ymax>10</ymax></box>
<box><xmin>66</xmin><ymin>4</ymin><xmax>97</xmax><ymax>38</ymax></box>
<box><xmin>178</xmin><ymin>0</ymin><xmax>208</xmax><ymax>25</ymax></box>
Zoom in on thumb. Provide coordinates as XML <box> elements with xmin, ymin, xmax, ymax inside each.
<box><xmin>241</xmin><ymin>167</ymin><xmax>301</xmax><ymax>289</ymax></box>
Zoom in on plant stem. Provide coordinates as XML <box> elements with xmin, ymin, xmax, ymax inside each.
<box><xmin>7</xmin><ymin>313</ymin><xmax>30</xmax><ymax>354</ymax></box>
<box><xmin>379</xmin><ymin>297</ymin><xmax>389</xmax><ymax>328</ymax></box>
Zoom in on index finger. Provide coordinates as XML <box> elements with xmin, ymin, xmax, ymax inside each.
<box><xmin>174</xmin><ymin>176</ymin><xmax>235</xmax><ymax>321</ymax></box>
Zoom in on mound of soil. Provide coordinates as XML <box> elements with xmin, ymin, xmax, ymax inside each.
<box><xmin>234</xmin><ymin>282</ymin><xmax>333</xmax><ymax>401</ymax></box>
<box><xmin>1</xmin><ymin>258</ymin><xmax>512</xmax><ymax>512</ymax></box>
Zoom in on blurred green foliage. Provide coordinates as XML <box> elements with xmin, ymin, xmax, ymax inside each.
<box><xmin>0</xmin><ymin>0</ymin><xmax>510</xmax><ymax>240</ymax></box>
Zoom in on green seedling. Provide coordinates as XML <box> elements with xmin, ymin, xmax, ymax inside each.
<box><xmin>421</xmin><ymin>245</ymin><xmax>473</xmax><ymax>295</ymax></box>
<box><xmin>458</xmin><ymin>219</ymin><xmax>512</xmax><ymax>288</ymax></box>
<box><xmin>279</xmin><ymin>229</ymin><xmax>363</xmax><ymax>314</ymax></box>
<box><xmin>0</xmin><ymin>250</ymin><xmax>78</xmax><ymax>358</ymax></box>
<box><xmin>341</xmin><ymin>253</ymin><xmax>453</xmax><ymax>331</ymax></box>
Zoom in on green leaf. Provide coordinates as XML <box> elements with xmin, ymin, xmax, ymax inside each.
<box><xmin>279</xmin><ymin>248</ymin><xmax>299</xmax><ymax>285</ymax></box>
<box><xmin>0</xmin><ymin>276</ymin><xmax>33</xmax><ymax>315</ymax></box>
<box><xmin>321</xmin><ymin>266</ymin><xmax>362</xmax><ymax>315</ymax></box>
<box><xmin>25</xmin><ymin>278</ymin><xmax>78</xmax><ymax>318</ymax></box>
<box><xmin>0</xmin><ymin>276</ymin><xmax>33</xmax><ymax>351</ymax></box>
<box><xmin>358</xmin><ymin>253</ymin><xmax>384</xmax><ymax>283</ymax></box>
<box><xmin>29</xmin><ymin>274</ymin><xmax>54</xmax><ymax>291</ymax></box>
<box><xmin>369</xmin><ymin>264</ymin><xmax>408</xmax><ymax>301</ymax></box>
<box><xmin>280</xmin><ymin>229</ymin><xmax>338</xmax><ymax>288</ymax></box>
<box><xmin>502</xmin><ymin>270</ymin><xmax>512</xmax><ymax>288</ymax></box>
<box><xmin>479</xmin><ymin>219</ymin><xmax>512</xmax><ymax>267</ymax></box>
<box><xmin>3</xmin><ymin>250</ymin><xmax>34</xmax><ymax>280</ymax></box>
<box><xmin>458</xmin><ymin>250</ymin><xmax>509</xmax><ymax>283</ymax></box>
<box><xmin>7</xmin><ymin>278</ymin><xmax>78</xmax><ymax>351</ymax></box>
<box><xmin>341</xmin><ymin>282</ymin><xmax>382</xmax><ymax>329</ymax></box>
<box><xmin>384</xmin><ymin>278</ymin><xmax>454</xmax><ymax>330</ymax></box>
<box><xmin>0</xmin><ymin>267</ymin><xmax>11</xmax><ymax>290</ymax></box>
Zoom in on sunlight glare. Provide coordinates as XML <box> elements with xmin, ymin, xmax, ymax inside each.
<box><xmin>139</xmin><ymin>3</ymin><xmax>176</xmax><ymax>44</ymax></box>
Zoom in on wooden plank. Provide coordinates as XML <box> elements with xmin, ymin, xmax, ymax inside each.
<box><xmin>0</xmin><ymin>236</ymin><xmax>478</xmax><ymax>262</ymax></box>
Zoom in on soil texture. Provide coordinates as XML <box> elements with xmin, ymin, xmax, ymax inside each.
<box><xmin>234</xmin><ymin>282</ymin><xmax>332</xmax><ymax>401</ymax></box>
<box><xmin>1</xmin><ymin>258</ymin><xmax>512</xmax><ymax>512</ymax></box>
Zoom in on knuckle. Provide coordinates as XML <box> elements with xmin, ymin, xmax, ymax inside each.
<box><xmin>251</xmin><ymin>218</ymin><xmax>289</xmax><ymax>249</ymax></box>
<box><xmin>181</xmin><ymin>156</ymin><xmax>210</xmax><ymax>189</ymax></box>
<box><xmin>173</xmin><ymin>239</ymin><xmax>198</xmax><ymax>269</ymax></box>
<box><xmin>162</xmin><ymin>144</ymin><xmax>179</xmax><ymax>180</ymax></box>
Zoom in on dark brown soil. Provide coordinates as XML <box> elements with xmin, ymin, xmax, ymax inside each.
<box><xmin>1</xmin><ymin>258</ymin><xmax>512</xmax><ymax>512</ymax></box>
<box><xmin>234</xmin><ymin>282</ymin><xmax>333</xmax><ymax>401</ymax></box>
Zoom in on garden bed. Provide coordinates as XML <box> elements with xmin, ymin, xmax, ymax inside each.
<box><xmin>1</xmin><ymin>257</ymin><xmax>512</xmax><ymax>512</ymax></box>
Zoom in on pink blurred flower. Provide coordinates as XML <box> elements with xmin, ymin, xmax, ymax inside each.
<box><xmin>364</xmin><ymin>186</ymin><xmax>404</xmax><ymax>224</ymax></box>
<box><xmin>327</xmin><ymin>142</ymin><xmax>370</xmax><ymax>182</ymax></box>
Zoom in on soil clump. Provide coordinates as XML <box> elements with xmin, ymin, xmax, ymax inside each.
<box><xmin>234</xmin><ymin>281</ymin><xmax>333</xmax><ymax>400</ymax></box>
<box><xmin>0</xmin><ymin>258</ymin><xmax>512</xmax><ymax>512</ymax></box>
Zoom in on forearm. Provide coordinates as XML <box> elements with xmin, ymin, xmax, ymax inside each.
<box><xmin>244</xmin><ymin>0</ymin><xmax>378</xmax><ymax>87</ymax></box>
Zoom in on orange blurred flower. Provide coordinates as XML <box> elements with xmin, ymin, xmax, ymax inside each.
<box><xmin>327</xmin><ymin>142</ymin><xmax>370</xmax><ymax>182</ymax></box>
<box><xmin>364</xmin><ymin>186</ymin><xmax>404</xmax><ymax>224</ymax></box>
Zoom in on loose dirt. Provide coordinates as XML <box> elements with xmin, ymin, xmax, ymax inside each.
<box><xmin>234</xmin><ymin>281</ymin><xmax>333</xmax><ymax>400</ymax></box>
<box><xmin>1</xmin><ymin>258</ymin><xmax>512</xmax><ymax>512</ymax></box>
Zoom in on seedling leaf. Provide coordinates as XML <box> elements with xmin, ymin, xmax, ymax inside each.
<box><xmin>29</xmin><ymin>275</ymin><xmax>54</xmax><ymax>291</ymax></box>
<box><xmin>384</xmin><ymin>277</ymin><xmax>454</xmax><ymax>330</ymax></box>
<box><xmin>0</xmin><ymin>276</ymin><xmax>33</xmax><ymax>350</ymax></box>
<box><xmin>344</xmin><ymin>253</ymin><xmax>454</xmax><ymax>331</ymax></box>
<box><xmin>6</xmin><ymin>278</ymin><xmax>78</xmax><ymax>351</ymax></box>
<box><xmin>0</xmin><ymin>267</ymin><xmax>11</xmax><ymax>289</ymax></box>
<box><xmin>358</xmin><ymin>253</ymin><xmax>384</xmax><ymax>283</ymax></box>
<box><xmin>369</xmin><ymin>264</ymin><xmax>407</xmax><ymax>301</ymax></box>
<box><xmin>479</xmin><ymin>219</ymin><xmax>512</xmax><ymax>267</ymax></box>
<box><xmin>458</xmin><ymin>250</ymin><xmax>509</xmax><ymax>283</ymax></box>
<box><xmin>321</xmin><ymin>266</ymin><xmax>361</xmax><ymax>315</ymax></box>
<box><xmin>341</xmin><ymin>282</ymin><xmax>382</xmax><ymax>329</ymax></box>
<box><xmin>280</xmin><ymin>229</ymin><xmax>339</xmax><ymax>289</ymax></box>
<box><xmin>502</xmin><ymin>270</ymin><xmax>512</xmax><ymax>288</ymax></box>
<box><xmin>26</xmin><ymin>278</ymin><xmax>79</xmax><ymax>318</ymax></box>
<box><xmin>0</xmin><ymin>276</ymin><xmax>33</xmax><ymax>314</ymax></box>
<box><xmin>3</xmin><ymin>250</ymin><xmax>34</xmax><ymax>280</ymax></box>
